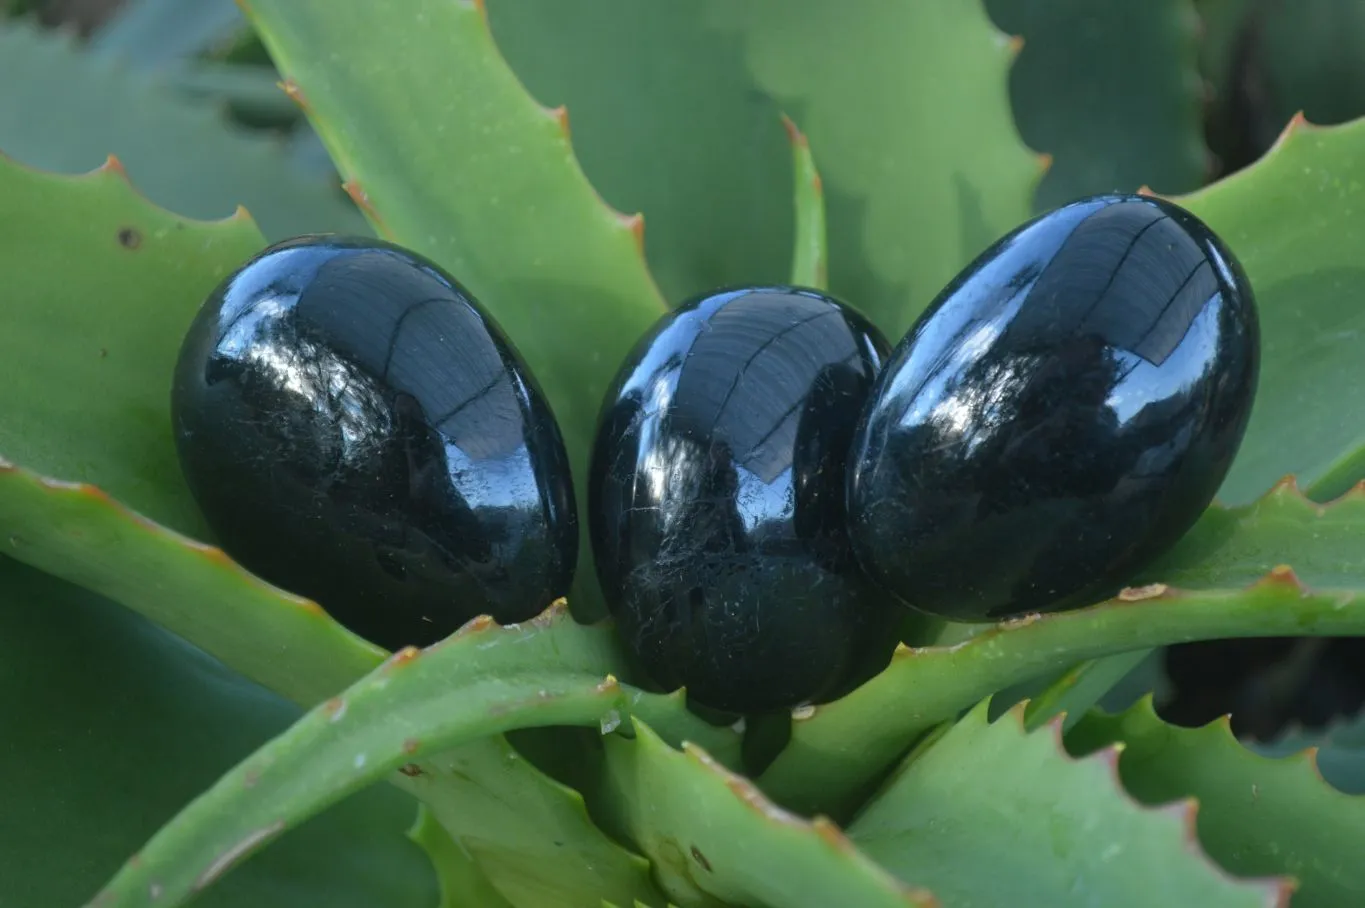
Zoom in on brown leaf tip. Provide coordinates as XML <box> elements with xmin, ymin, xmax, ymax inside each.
<box><xmin>780</xmin><ymin>112</ymin><xmax>808</xmax><ymax>148</ymax></box>
<box><xmin>453</xmin><ymin>614</ymin><xmax>496</xmax><ymax>639</ymax></box>
<box><xmin>618</xmin><ymin>211</ymin><xmax>646</xmax><ymax>252</ymax></box>
<box><xmin>1006</xmin><ymin>34</ymin><xmax>1025</xmax><ymax>58</ymax></box>
<box><xmin>1118</xmin><ymin>582</ymin><xmax>1169</xmax><ymax>602</ymax></box>
<box><xmin>531</xmin><ymin>597</ymin><xmax>570</xmax><ymax>627</ymax></box>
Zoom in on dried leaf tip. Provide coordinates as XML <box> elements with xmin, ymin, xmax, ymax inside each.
<box><xmin>617</xmin><ymin>211</ymin><xmax>646</xmax><ymax>252</ymax></box>
<box><xmin>545</xmin><ymin>104</ymin><xmax>572</xmax><ymax>140</ymax></box>
<box><xmin>780</xmin><ymin>113</ymin><xmax>809</xmax><ymax>147</ymax></box>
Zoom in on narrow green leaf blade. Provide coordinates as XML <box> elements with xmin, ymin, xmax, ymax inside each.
<box><xmin>240</xmin><ymin>0</ymin><xmax>670</xmax><ymax>617</ymax></box>
<box><xmin>709</xmin><ymin>0</ymin><xmax>1041</xmax><ymax>338</ymax></box>
<box><xmin>90</xmin><ymin>0</ymin><xmax>241</xmax><ymax>66</ymax></box>
<box><xmin>783</xmin><ymin>114</ymin><xmax>827</xmax><ymax>290</ymax></box>
<box><xmin>1068</xmin><ymin>697</ymin><xmax>1365</xmax><ymax>907</ymax></box>
<box><xmin>0</xmin><ymin>559</ymin><xmax>437</xmax><ymax>908</ymax></box>
<box><xmin>88</xmin><ymin>607</ymin><xmax>671</xmax><ymax>908</ymax></box>
<box><xmin>985</xmin><ymin>0</ymin><xmax>1208</xmax><ymax>210</ymax></box>
<box><xmin>760</xmin><ymin>479</ymin><xmax>1365</xmax><ymax>816</ymax></box>
<box><xmin>598</xmin><ymin>720</ymin><xmax>934</xmax><ymax>908</ymax></box>
<box><xmin>848</xmin><ymin>701</ymin><xmax>1291</xmax><ymax>907</ymax></box>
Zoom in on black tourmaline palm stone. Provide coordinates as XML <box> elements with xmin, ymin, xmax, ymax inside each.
<box><xmin>589</xmin><ymin>286</ymin><xmax>902</xmax><ymax>714</ymax></box>
<box><xmin>172</xmin><ymin>235</ymin><xmax>578</xmax><ymax>651</ymax></box>
<box><xmin>847</xmin><ymin>193</ymin><xmax>1260</xmax><ymax>622</ymax></box>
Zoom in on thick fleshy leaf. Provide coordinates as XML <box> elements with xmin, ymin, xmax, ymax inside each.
<box><xmin>0</xmin><ymin>557</ymin><xmax>436</xmax><ymax>908</ymax></box>
<box><xmin>239</xmin><ymin>0</ymin><xmax>670</xmax><ymax>619</ymax></box>
<box><xmin>88</xmin><ymin>607</ymin><xmax>693</xmax><ymax>908</ymax></box>
<box><xmin>848</xmin><ymin>701</ymin><xmax>1291</xmax><ymax>907</ymax></box>
<box><xmin>984</xmin><ymin>0</ymin><xmax>1208</xmax><ymax>210</ymax></box>
<box><xmin>760</xmin><ymin>479</ymin><xmax>1365</xmax><ymax>816</ymax></box>
<box><xmin>0</xmin><ymin>153</ymin><xmax>259</xmax><ymax>534</ymax></box>
<box><xmin>597</xmin><ymin>720</ymin><xmax>934</xmax><ymax>908</ymax></box>
<box><xmin>1252</xmin><ymin>710</ymin><xmax>1365</xmax><ymax>794</ymax></box>
<box><xmin>1169</xmin><ymin>116</ymin><xmax>1365</xmax><ymax>502</ymax></box>
<box><xmin>1068</xmin><ymin>696</ymin><xmax>1365</xmax><ymax>907</ymax></box>
<box><xmin>484</xmin><ymin>0</ymin><xmax>793</xmax><ymax>304</ymax></box>
<box><xmin>0</xmin><ymin>20</ymin><xmax>363</xmax><ymax>241</ymax></box>
<box><xmin>707</xmin><ymin>0</ymin><xmax>1042</xmax><ymax>338</ymax></box>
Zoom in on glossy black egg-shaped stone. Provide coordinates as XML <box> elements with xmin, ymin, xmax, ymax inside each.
<box><xmin>589</xmin><ymin>286</ymin><xmax>902</xmax><ymax>714</ymax></box>
<box><xmin>172</xmin><ymin>235</ymin><xmax>578</xmax><ymax>650</ymax></box>
<box><xmin>847</xmin><ymin>193</ymin><xmax>1259</xmax><ymax>622</ymax></box>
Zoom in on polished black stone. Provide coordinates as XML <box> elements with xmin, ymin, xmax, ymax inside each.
<box><xmin>172</xmin><ymin>235</ymin><xmax>578</xmax><ymax>650</ymax></box>
<box><xmin>848</xmin><ymin>194</ymin><xmax>1260</xmax><ymax>621</ymax></box>
<box><xmin>589</xmin><ymin>286</ymin><xmax>901</xmax><ymax>714</ymax></box>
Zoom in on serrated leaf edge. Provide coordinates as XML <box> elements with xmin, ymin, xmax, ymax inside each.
<box><xmin>1014</xmin><ymin>702</ymin><xmax>1297</xmax><ymax>907</ymax></box>
<box><xmin>246</xmin><ymin>0</ymin><xmax>666</xmax><ymax>311</ymax></box>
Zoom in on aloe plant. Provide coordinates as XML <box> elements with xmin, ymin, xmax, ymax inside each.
<box><xmin>4</xmin><ymin>1</ymin><xmax>1365</xmax><ymax>905</ymax></box>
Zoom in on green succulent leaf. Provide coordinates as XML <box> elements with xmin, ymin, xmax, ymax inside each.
<box><xmin>847</xmin><ymin>701</ymin><xmax>1293</xmax><ymax>907</ymax></box>
<box><xmin>484</xmin><ymin>0</ymin><xmax>793</xmax><ymax>304</ymax></box>
<box><xmin>760</xmin><ymin>479</ymin><xmax>1365</xmax><ymax>816</ymax></box>
<box><xmin>239</xmin><ymin>0</ymin><xmax>670</xmax><ymax>620</ymax></box>
<box><xmin>1022</xmin><ymin>650</ymin><xmax>1156</xmax><ymax>733</ymax></box>
<box><xmin>89</xmin><ymin>0</ymin><xmax>241</xmax><ymax>67</ymax></box>
<box><xmin>89</xmin><ymin>606</ymin><xmax>712</xmax><ymax>908</ymax></box>
<box><xmin>0</xmin><ymin>558</ymin><xmax>437</xmax><ymax>908</ymax></box>
<box><xmin>708</xmin><ymin>0</ymin><xmax>1041</xmax><ymax>338</ymax></box>
<box><xmin>1068</xmin><ymin>696</ymin><xmax>1365</xmax><ymax>907</ymax></box>
<box><xmin>784</xmin><ymin>115</ymin><xmax>827</xmax><ymax>291</ymax></box>
<box><xmin>1169</xmin><ymin>116</ymin><xmax>1365</xmax><ymax>502</ymax></box>
<box><xmin>1253</xmin><ymin>710</ymin><xmax>1365</xmax><ymax>794</ymax></box>
<box><xmin>0</xmin><ymin>20</ymin><xmax>363</xmax><ymax>241</ymax></box>
<box><xmin>597</xmin><ymin>720</ymin><xmax>934</xmax><ymax>908</ymax></box>
<box><xmin>0</xmin><ymin>153</ymin><xmax>259</xmax><ymax>535</ymax></box>
<box><xmin>985</xmin><ymin>0</ymin><xmax>1208</xmax><ymax>210</ymax></box>
<box><xmin>405</xmin><ymin>806</ymin><xmax>514</xmax><ymax>908</ymax></box>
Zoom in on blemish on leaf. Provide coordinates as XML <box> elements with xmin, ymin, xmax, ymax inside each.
<box><xmin>194</xmin><ymin>821</ymin><xmax>285</xmax><ymax>890</ymax></box>
<box><xmin>402</xmin><ymin>737</ymin><xmax>420</xmax><ymax>755</ymax></box>
<box><xmin>342</xmin><ymin>180</ymin><xmax>389</xmax><ymax>235</ymax></box>
<box><xmin>324</xmin><ymin>697</ymin><xmax>347</xmax><ymax>721</ymax></box>
<box><xmin>117</xmin><ymin>226</ymin><xmax>142</xmax><ymax>249</ymax></box>
<box><xmin>689</xmin><ymin>845</ymin><xmax>712</xmax><ymax>872</ymax></box>
<box><xmin>385</xmin><ymin>646</ymin><xmax>422</xmax><ymax>671</ymax></box>
<box><xmin>792</xmin><ymin>704</ymin><xmax>816</xmax><ymax>721</ymax></box>
<box><xmin>398</xmin><ymin>763</ymin><xmax>424</xmax><ymax>777</ymax></box>
<box><xmin>811</xmin><ymin>816</ymin><xmax>854</xmax><ymax>852</ymax></box>
<box><xmin>278</xmin><ymin>78</ymin><xmax>308</xmax><ymax>110</ymax></box>
<box><xmin>243</xmin><ymin>769</ymin><xmax>259</xmax><ymax>789</ymax></box>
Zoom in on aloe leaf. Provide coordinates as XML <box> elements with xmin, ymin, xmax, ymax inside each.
<box><xmin>760</xmin><ymin>478</ymin><xmax>1365</xmax><ymax>816</ymax></box>
<box><xmin>708</xmin><ymin>0</ymin><xmax>1041</xmax><ymax>338</ymax></box>
<box><xmin>0</xmin><ymin>558</ymin><xmax>437</xmax><ymax>908</ymax></box>
<box><xmin>1068</xmin><ymin>696</ymin><xmax>1365</xmax><ymax>907</ymax></box>
<box><xmin>239</xmin><ymin>0</ymin><xmax>670</xmax><ymax>620</ymax></box>
<box><xmin>848</xmin><ymin>701</ymin><xmax>1292</xmax><ymax>906</ymax></box>
<box><xmin>985</xmin><ymin>0</ymin><xmax>1208</xmax><ymax>210</ymax></box>
<box><xmin>1166</xmin><ymin>115</ymin><xmax>1365</xmax><ymax>502</ymax></box>
<box><xmin>87</xmin><ymin>607</ymin><xmax>680</xmax><ymax>908</ymax></box>
<box><xmin>90</xmin><ymin>0</ymin><xmax>241</xmax><ymax>66</ymax></box>
<box><xmin>783</xmin><ymin>115</ymin><xmax>827</xmax><ymax>290</ymax></box>
<box><xmin>406</xmin><ymin>807</ymin><xmax>513</xmax><ymax>908</ymax></box>
<box><xmin>0</xmin><ymin>154</ymin><xmax>259</xmax><ymax>534</ymax></box>
<box><xmin>485</xmin><ymin>0</ymin><xmax>793</xmax><ymax>303</ymax></box>
<box><xmin>1022</xmin><ymin>651</ymin><xmax>1155</xmax><ymax>732</ymax></box>
<box><xmin>595</xmin><ymin>719</ymin><xmax>935</xmax><ymax>908</ymax></box>
<box><xmin>1252</xmin><ymin>711</ymin><xmax>1365</xmax><ymax>795</ymax></box>
<box><xmin>0</xmin><ymin>21</ymin><xmax>363</xmax><ymax>240</ymax></box>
